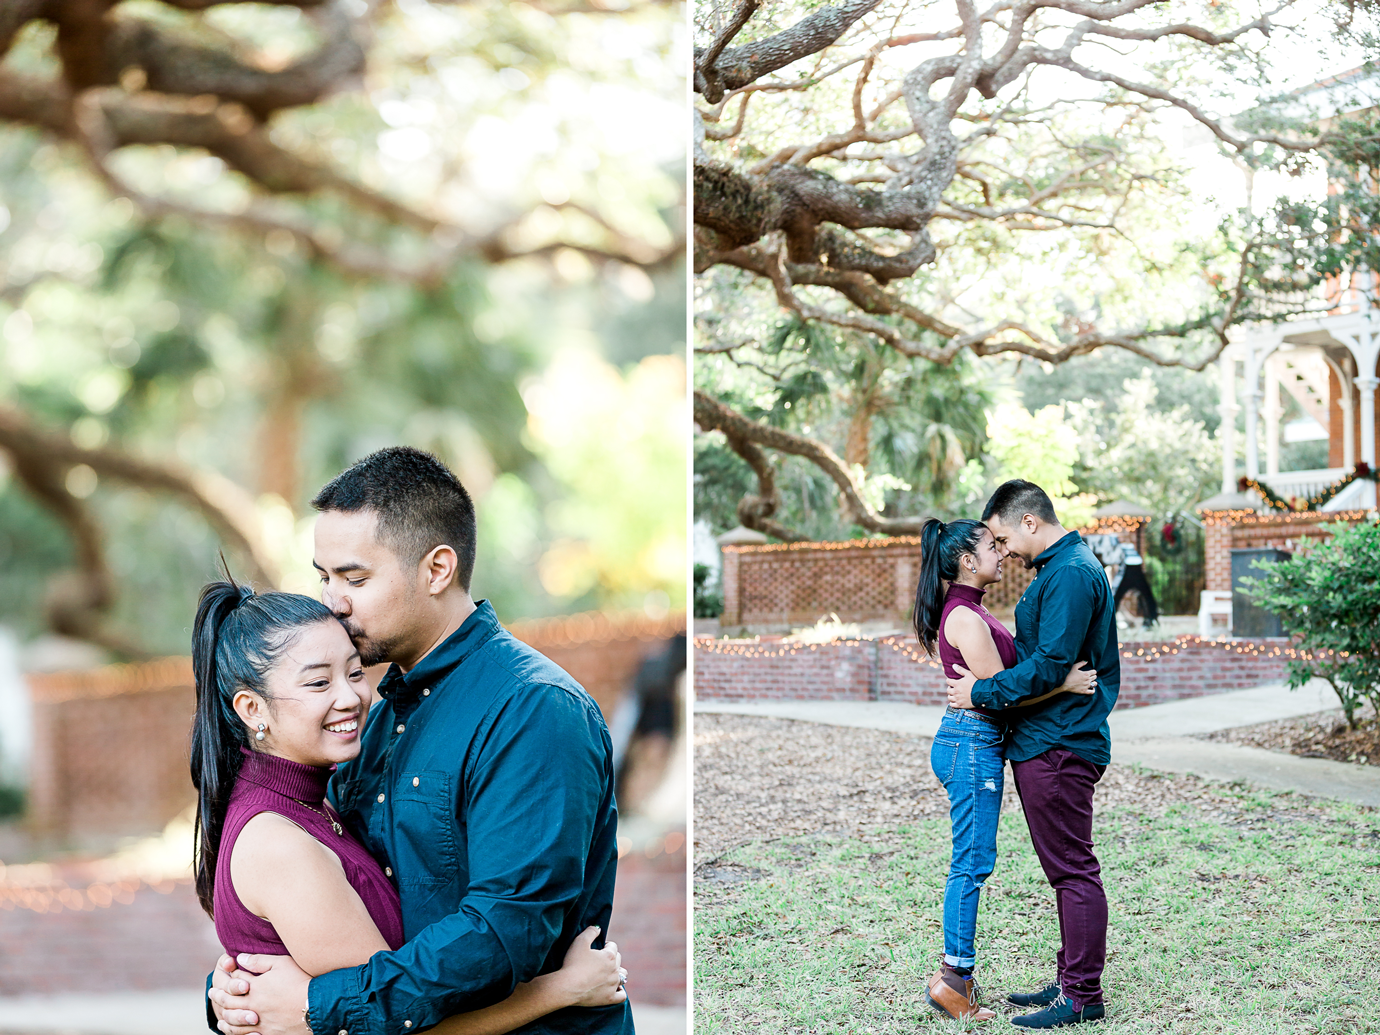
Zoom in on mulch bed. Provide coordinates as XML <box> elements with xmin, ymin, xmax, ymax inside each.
<box><xmin>692</xmin><ymin>713</ymin><xmax>1342</xmax><ymax>869</ymax></box>
<box><xmin>1201</xmin><ymin>708</ymin><xmax>1380</xmax><ymax>766</ymax></box>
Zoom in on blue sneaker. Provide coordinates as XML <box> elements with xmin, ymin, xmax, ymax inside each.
<box><xmin>1007</xmin><ymin>983</ymin><xmax>1061</xmax><ymax>1008</ymax></box>
<box><xmin>1010</xmin><ymin>993</ymin><xmax>1105</xmax><ymax>1028</ymax></box>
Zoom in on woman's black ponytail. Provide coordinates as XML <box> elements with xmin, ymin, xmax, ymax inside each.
<box><xmin>189</xmin><ymin>579</ymin><xmax>335</xmax><ymax>918</ymax></box>
<box><xmin>913</xmin><ymin>517</ymin><xmax>988</xmax><ymax>656</ymax></box>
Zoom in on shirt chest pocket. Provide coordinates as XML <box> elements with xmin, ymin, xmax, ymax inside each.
<box><xmin>390</xmin><ymin>770</ymin><xmax>461</xmax><ymax>889</ymax></box>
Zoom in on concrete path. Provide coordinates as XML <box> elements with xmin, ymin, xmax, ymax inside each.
<box><xmin>695</xmin><ymin>680</ymin><xmax>1380</xmax><ymax>808</ymax></box>
<box><xmin>0</xmin><ymin>991</ymin><xmax>685</xmax><ymax>1035</ymax></box>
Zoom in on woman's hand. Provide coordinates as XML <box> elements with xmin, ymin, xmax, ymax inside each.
<box><xmin>549</xmin><ymin>926</ymin><xmax>627</xmax><ymax>1008</ymax></box>
<box><xmin>1060</xmin><ymin>661</ymin><xmax>1098</xmax><ymax>695</ymax></box>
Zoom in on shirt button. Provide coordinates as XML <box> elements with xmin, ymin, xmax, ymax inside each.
<box><xmin>404</xmin><ymin>1023</ymin><xmax>413</xmax><ymax>1030</ymax></box>
<box><xmin>377</xmin><ymin>793</ymin><xmax>385</xmax><ymax>803</ymax></box>
<box><xmin>422</xmin><ymin>688</ymin><xmax>430</xmax><ymax>696</ymax></box>
<box><xmin>412</xmin><ymin>777</ymin><xmax>420</xmax><ymax>787</ymax></box>
<box><xmin>395</xmin><ymin>724</ymin><xmax>405</xmax><ymax>734</ymax></box>
<box><xmin>385</xmin><ymin>867</ymin><xmax>392</xmax><ymax>877</ymax></box>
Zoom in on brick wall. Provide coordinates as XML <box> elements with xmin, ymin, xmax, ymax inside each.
<box><xmin>27</xmin><ymin>658</ymin><xmax>198</xmax><ymax>838</ymax></box>
<box><xmin>26</xmin><ymin>611</ymin><xmax>686</xmax><ymax>839</ymax></box>
<box><xmin>718</xmin><ymin>537</ymin><xmax>1037</xmax><ymax>633</ymax></box>
<box><xmin>611</xmin><ymin>842</ymin><xmax>686</xmax><ymax>1006</ymax></box>
<box><xmin>694</xmin><ymin>634</ymin><xmax>1307</xmax><ymax>710</ymax></box>
<box><xmin>1201</xmin><ymin>508</ymin><xmax>1372</xmax><ymax>593</ymax></box>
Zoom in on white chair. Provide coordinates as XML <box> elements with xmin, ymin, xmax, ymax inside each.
<box><xmin>1198</xmin><ymin>590</ymin><xmax>1232</xmax><ymax>638</ymax></box>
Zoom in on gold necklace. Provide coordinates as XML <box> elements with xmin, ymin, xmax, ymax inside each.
<box><xmin>294</xmin><ymin>798</ymin><xmax>344</xmax><ymax>836</ymax></box>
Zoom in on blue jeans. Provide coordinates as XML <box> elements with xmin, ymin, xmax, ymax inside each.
<box><xmin>929</xmin><ymin>708</ymin><xmax>1005</xmax><ymax>969</ymax></box>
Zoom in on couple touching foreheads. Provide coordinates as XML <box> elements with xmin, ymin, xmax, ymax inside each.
<box><xmin>914</xmin><ymin>479</ymin><xmax>1121</xmax><ymax>1029</ymax></box>
<box><xmin>195</xmin><ymin>446</ymin><xmax>633</xmax><ymax>1035</ymax></box>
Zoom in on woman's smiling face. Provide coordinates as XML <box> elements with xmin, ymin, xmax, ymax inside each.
<box><xmin>963</xmin><ymin>529</ymin><xmax>1004</xmax><ymax>585</ymax></box>
<box><xmin>234</xmin><ymin>619</ymin><xmax>372</xmax><ymax>768</ymax></box>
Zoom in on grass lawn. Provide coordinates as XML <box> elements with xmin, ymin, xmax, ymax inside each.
<box><xmin>694</xmin><ymin>776</ymin><xmax>1380</xmax><ymax>1034</ymax></box>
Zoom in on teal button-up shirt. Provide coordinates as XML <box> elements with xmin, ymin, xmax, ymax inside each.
<box><xmin>969</xmin><ymin>531</ymin><xmax>1120</xmax><ymax>765</ymax></box>
<box><xmin>307</xmin><ymin>601</ymin><xmax>631</xmax><ymax>1035</ymax></box>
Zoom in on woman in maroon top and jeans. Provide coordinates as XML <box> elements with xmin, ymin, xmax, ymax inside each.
<box><xmin>913</xmin><ymin>520</ymin><xmax>1096</xmax><ymax>1022</ymax></box>
<box><xmin>190</xmin><ymin>581</ymin><xmax>627</xmax><ymax>1035</ymax></box>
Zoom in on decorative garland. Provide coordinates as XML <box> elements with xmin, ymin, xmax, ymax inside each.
<box><xmin>1238</xmin><ymin>461</ymin><xmax>1376</xmax><ymax>512</ymax></box>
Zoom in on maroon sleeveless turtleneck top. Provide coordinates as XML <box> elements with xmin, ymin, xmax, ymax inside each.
<box><xmin>938</xmin><ymin>583</ymin><xmax>1018</xmax><ymax>717</ymax></box>
<box><xmin>213</xmin><ymin>748</ymin><xmax>404</xmax><ymax>956</ymax></box>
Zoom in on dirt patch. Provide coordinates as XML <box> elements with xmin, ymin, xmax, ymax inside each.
<box><xmin>1201</xmin><ymin>708</ymin><xmax>1380</xmax><ymax>766</ymax></box>
<box><xmin>692</xmin><ymin>714</ymin><xmax>1347</xmax><ymax>869</ymax></box>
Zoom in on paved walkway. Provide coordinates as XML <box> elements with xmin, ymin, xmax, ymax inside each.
<box><xmin>695</xmin><ymin>679</ymin><xmax>1380</xmax><ymax>807</ymax></box>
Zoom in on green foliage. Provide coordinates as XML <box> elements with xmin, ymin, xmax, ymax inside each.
<box><xmin>0</xmin><ymin>0</ymin><xmax>686</xmax><ymax>649</ymax></box>
<box><xmin>986</xmin><ymin>403</ymin><xmax>1094</xmax><ymax>527</ymax></box>
<box><xmin>1017</xmin><ymin>351</ymin><xmax>1221</xmax><ymax>436</ymax></box>
<box><xmin>0</xmin><ymin>783</ymin><xmax>24</xmax><ymax>818</ymax></box>
<box><xmin>695</xmin><ymin>297</ymin><xmax>995</xmax><ymax>536</ymax></box>
<box><xmin>694</xmin><ymin>563</ymin><xmax>723</xmax><ymax>618</ymax></box>
<box><xmin>1241</xmin><ymin>520</ymin><xmax>1380</xmax><ymax>728</ymax></box>
<box><xmin>1066</xmin><ymin>375</ymin><xmax>1221</xmax><ymax>518</ymax></box>
<box><xmin>694</xmin><ymin>433</ymin><xmax>758</xmax><ymax>534</ymax></box>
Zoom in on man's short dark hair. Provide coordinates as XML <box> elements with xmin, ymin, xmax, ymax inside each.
<box><xmin>982</xmin><ymin>479</ymin><xmax>1058</xmax><ymax>527</ymax></box>
<box><xmin>312</xmin><ymin>447</ymin><xmax>477</xmax><ymax>590</ymax></box>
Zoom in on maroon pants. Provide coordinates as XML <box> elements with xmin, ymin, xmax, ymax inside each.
<box><xmin>1010</xmin><ymin>748</ymin><xmax>1108</xmax><ymax>1008</ymax></box>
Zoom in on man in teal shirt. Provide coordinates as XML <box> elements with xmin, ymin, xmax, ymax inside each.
<box><xmin>209</xmin><ymin>447</ymin><xmax>633</xmax><ymax>1035</ymax></box>
<box><xmin>946</xmin><ymin>480</ymin><xmax>1119</xmax><ymax>1029</ymax></box>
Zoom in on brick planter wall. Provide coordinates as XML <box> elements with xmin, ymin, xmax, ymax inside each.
<box><xmin>26</xmin><ymin>611</ymin><xmax>685</xmax><ymax>839</ymax></box>
<box><xmin>1202</xmin><ymin>508</ymin><xmax>1373</xmax><ymax>593</ymax></box>
<box><xmin>694</xmin><ymin>634</ymin><xmax>1309</xmax><ymax>711</ymax></box>
<box><xmin>719</xmin><ymin>537</ymin><xmax>1037</xmax><ymax>633</ymax></box>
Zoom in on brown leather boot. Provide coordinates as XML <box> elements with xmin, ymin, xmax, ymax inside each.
<box><xmin>925</xmin><ymin>962</ymin><xmax>996</xmax><ymax>1021</ymax></box>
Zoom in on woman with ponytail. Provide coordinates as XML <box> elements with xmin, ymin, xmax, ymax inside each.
<box><xmin>190</xmin><ymin>580</ymin><xmax>626</xmax><ymax>1035</ymax></box>
<box><xmin>913</xmin><ymin>519</ymin><xmax>1097</xmax><ymax>1022</ymax></box>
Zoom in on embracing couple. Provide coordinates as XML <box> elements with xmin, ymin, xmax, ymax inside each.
<box><xmin>195</xmin><ymin>447</ymin><xmax>634</xmax><ymax>1035</ymax></box>
<box><xmin>914</xmin><ymin>479</ymin><xmax>1120</xmax><ymax>1029</ymax></box>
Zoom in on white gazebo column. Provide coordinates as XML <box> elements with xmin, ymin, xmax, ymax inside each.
<box><xmin>1244</xmin><ymin>349</ymin><xmax>1262</xmax><ymax>479</ymax></box>
<box><xmin>1359</xmin><ymin>374</ymin><xmax>1379</xmax><ymax>507</ymax></box>
<box><xmin>1264</xmin><ymin>357</ymin><xmax>1281</xmax><ymax>476</ymax></box>
<box><xmin>1219</xmin><ymin>351</ymin><xmax>1238</xmax><ymax>494</ymax></box>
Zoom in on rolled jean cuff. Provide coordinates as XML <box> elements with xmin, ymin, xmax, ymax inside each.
<box><xmin>943</xmin><ymin>953</ymin><xmax>976</xmax><ymax>969</ymax></box>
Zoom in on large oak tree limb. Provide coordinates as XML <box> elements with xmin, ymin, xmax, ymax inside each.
<box><xmin>0</xmin><ymin>406</ymin><xmax>281</xmax><ymax>588</ymax></box>
<box><xmin>694</xmin><ymin>0</ymin><xmax>883</xmax><ymax>102</ymax></box>
<box><xmin>694</xmin><ymin>390</ymin><xmax>930</xmax><ymax>537</ymax></box>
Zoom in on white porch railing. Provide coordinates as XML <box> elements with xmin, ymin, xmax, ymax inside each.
<box><xmin>1321</xmin><ymin>477</ymin><xmax>1373</xmax><ymax>512</ymax></box>
<box><xmin>1259</xmin><ymin>468</ymin><xmax>1348</xmax><ymax>502</ymax></box>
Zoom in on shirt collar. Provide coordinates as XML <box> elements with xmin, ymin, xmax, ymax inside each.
<box><xmin>1032</xmin><ymin>530</ymin><xmax>1081</xmax><ymax>570</ymax></box>
<box><xmin>376</xmin><ymin>600</ymin><xmax>502</xmax><ymax>703</ymax></box>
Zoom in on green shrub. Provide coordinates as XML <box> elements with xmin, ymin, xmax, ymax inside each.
<box><xmin>0</xmin><ymin>784</ymin><xmax>25</xmax><ymax>818</ymax></box>
<box><xmin>1241</xmin><ymin>519</ymin><xmax>1380</xmax><ymax>728</ymax></box>
<box><xmin>694</xmin><ymin>563</ymin><xmax>723</xmax><ymax>618</ymax></box>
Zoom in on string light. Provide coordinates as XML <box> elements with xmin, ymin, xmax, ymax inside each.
<box><xmin>1085</xmin><ymin>516</ymin><xmax>1148</xmax><ymax>535</ymax></box>
<box><xmin>723</xmin><ymin>535</ymin><xmax>925</xmax><ymax>555</ymax></box>
<box><xmin>697</xmin><ymin>632</ymin><xmax>1314</xmax><ymax>664</ymax></box>
<box><xmin>1200</xmin><ymin>507</ymin><xmax>1372</xmax><ymax>528</ymax></box>
<box><xmin>0</xmin><ymin>875</ymin><xmax>191</xmax><ymax>915</ymax></box>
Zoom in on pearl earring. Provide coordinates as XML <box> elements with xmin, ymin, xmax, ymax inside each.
<box><xmin>966</xmin><ymin>562</ymin><xmax>977</xmax><ymax>573</ymax></box>
<box><xmin>255</xmin><ymin>723</ymin><xmax>267</xmax><ymax>742</ymax></box>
